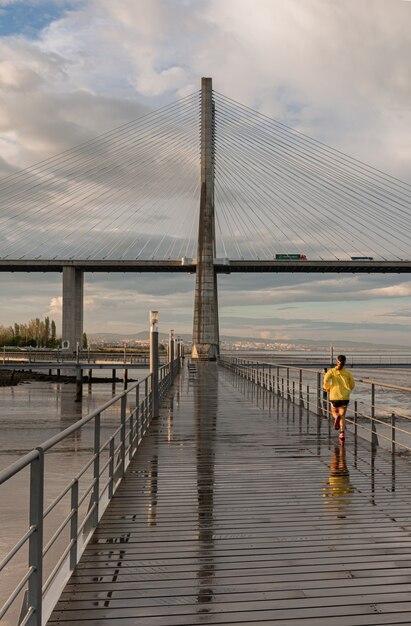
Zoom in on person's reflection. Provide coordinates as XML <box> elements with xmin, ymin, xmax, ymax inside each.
<box><xmin>323</xmin><ymin>445</ymin><xmax>354</xmax><ymax>519</ymax></box>
<box><xmin>195</xmin><ymin>363</ymin><xmax>217</xmax><ymax>610</ymax></box>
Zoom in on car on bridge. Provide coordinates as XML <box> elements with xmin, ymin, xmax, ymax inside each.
<box><xmin>275</xmin><ymin>254</ymin><xmax>307</xmax><ymax>260</ymax></box>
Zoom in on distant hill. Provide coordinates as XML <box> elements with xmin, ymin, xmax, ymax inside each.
<box><xmin>88</xmin><ymin>332</ymin><xmax>408</xmax><ymax>351</ymax></box>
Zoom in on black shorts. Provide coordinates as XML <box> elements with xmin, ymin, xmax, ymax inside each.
<box><xmin>331</xmin><ymin>400</ymin><xmax>349</xmax><ymax>408</ymax></box>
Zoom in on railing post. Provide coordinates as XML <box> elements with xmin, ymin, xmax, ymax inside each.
<box><xmin>307</xmin><ymin>385</ymin><xmax>310</xmax><ymax>412</ymax></box>
<box><xmin>27</xmin><ymin>449</ymin><xmax>44</xmax><ymax>626</ymax></box>
<box><xmin>144</xmin><ymin>378</ymin><xmax>149</xmax><ymax>430</ymax></box>
<box><xmin>354</xmin><ymin>400</ymin><xmax>358</xmax><ymax>440</ymax></box>
<box><xmin>286</xmin><ymin>368</ymin><xmax>290</xmax><ymax>400</ymax></box>
<box><xmin>129</xmin><ymin>406</ymin><xmax>133</xmax><ymax>461</ymax></box>
<box><xmin>92</xmin><ymin>413</ymin><xmax>101</xmax><ymax>526</ymax></box>
<box><xmin>120</xmin><ymin>396</ymin><xmax>126</xmax><ymax>478</ymax></box>
<box><xmin>391</xmin><ymin>412</ymin><xmax>396</xmax><ymax>456</ymax></box>
<box><xmin>299</xmin><ymin>369</ymin><xmax>303</xmax><ymax>406</ymax></box>
<box><xmin>70</xmin><ymin>479</ymin><xmax>79</xmax><ymax>571</ymax></box>
<box><xmin>317</xmin><ymin>371</ymin><xmax>322</xmax><ymax>416</ymax></box>
<box><xmin>108</xmin><ymin>437</ymin><xmax>115</xmax><ymax>499</ymax></box>
<box><xmin>371</xmin><ymin>383</ymin><xmax>377</xmax><ymax>443</ymax></box>
<box><xmin>391</xmin><ymin>412</ymin><xmax>396</xmax><ymax>492</ymax></box>
<box><xmin>135</xmin><ymin>384</ymin><xmax>140</xmax><ymax>445</ymax></box>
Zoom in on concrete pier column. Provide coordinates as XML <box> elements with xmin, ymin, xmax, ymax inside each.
<box><xmin>192</xmin><ymin>77</ymin><xmax>219</xmax><ymax>361</ymax></box>
<box><xmin>62</xmin><ymin>267</ymin><xmax>84</xmax><ymax>352</ymax></box>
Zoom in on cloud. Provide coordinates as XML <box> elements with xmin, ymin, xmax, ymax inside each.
<box><xmin>1</xmin><ymin>0</ymin><xmax>411</xmax><ymax>343</ymax></box>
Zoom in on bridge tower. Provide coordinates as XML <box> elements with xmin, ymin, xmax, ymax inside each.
<box><xmin>191</xmin><ymin>77</ymin><xmax>220</xmax><ymax>361</ymax></box>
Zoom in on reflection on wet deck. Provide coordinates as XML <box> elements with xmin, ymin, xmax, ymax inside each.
<box><xmin>48</xmin><ymin>362</ymin><xmax>411</xmax><ymax>625</ymax></box>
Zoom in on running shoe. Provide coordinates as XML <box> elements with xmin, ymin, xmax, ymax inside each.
<box><xmin>339</xmin><ymin>432</ymin><xmax>345</xmax><ymax>443</ymax></box>
<box><xmin>334</xmin><ymin>416</ymin><xmax>340</xmax><ymax>430</ymax></box>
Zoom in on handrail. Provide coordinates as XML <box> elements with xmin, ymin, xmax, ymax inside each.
<box><xmin>220</xmin><ymin>355</ymin><xmax>411</xmax><ymax>455</ymax></box>
<box><xmin>0</xmin><ymin>449</ymin><xmax>39</xmax><ymax>485</ymax></box>
<box><xmin>356</xmin><ymin>377</ymin><xmax>411</xmax><ymax>393</ymax></box>
<box><xmin>39</xmin><ymin>385</ymin><xmax>136</xmax><ymax>452</ymax></box>
<box><xmin>0</xmin><ymin>352</ymin><xmax>182</xmax><ymax>626</ymax></box>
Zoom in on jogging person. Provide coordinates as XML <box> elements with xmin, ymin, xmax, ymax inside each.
<box><xmin>323</xmin><ymin>355</ymin><xmax>355</xmax><ymax>443</ymax></box>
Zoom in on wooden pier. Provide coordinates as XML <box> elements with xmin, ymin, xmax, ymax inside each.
<box><xmin>47</xmin><ymin>362</ymin><xmax>411</xmax><ymax>625</ymax></box>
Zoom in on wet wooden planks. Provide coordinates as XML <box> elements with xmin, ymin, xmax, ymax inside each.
<box><xmin>48</xmin><ymin>362</ymin><xmax>411</xmax><ymax>625</ymax></box>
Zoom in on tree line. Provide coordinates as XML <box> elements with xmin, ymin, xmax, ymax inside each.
<box><xmin>0</xmin><ymin>317</ymin><xmax>59</xmax><ymax>347</ymax></box>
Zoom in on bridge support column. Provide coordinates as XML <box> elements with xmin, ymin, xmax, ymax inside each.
<box><xmin>192</xmin><ymin>77</ymin><xmax>219</xmax><ymax>361</ymax></box>
<box><xmin>62</xmin><ymin>267</ymin><xmax>84</xmax><ymax>352</ymax></box>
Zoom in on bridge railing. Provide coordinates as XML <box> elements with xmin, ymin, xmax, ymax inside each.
<box><xmin>220</xmin><ymin>356</ymin><xmax>411</xmax><ymax>453</ymax></box>
<box><xmin>0</xmin><ymin>357</ymin><xmax>180</xmax><ymax>626</ymax></box>
<box><xmin>0</xmin><ymin>348</ymin><xmax>168</xmax><ymax>366</ymax></box>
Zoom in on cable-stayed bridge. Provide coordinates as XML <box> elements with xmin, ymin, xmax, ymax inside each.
<box><xmin>1</xmin><ymin>78</ymin><xmax>411</xmax><ymax>358</ymax></box>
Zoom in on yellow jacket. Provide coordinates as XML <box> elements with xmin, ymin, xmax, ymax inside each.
<box><xmin>323</xmin><ymin>367</ymin><xmax>355</xmax><ymax>401</ymax></box>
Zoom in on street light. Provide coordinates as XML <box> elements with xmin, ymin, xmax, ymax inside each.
<box><xmin>150</xmin><ymin>310</ymin><xmax>159</xmax><ymax>330</ymax></box>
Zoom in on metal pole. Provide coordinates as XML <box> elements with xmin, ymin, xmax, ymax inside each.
<box><xmin>150</xmin><ymin>319</ymin><xmax>159</xmax><ymax>418</ymax></box>
<box><xmin>317</xmin><ymin>371</ymin><xmax>322</xmax><ymax>416</ymax></box>
<box><xmin>354</xmin><ymin>400</ymin><xmax>358</xmax><ymax>440</ymax></box>
<box><xmin>299</xmin><ymin>369</ymin><xmax>303</xmax><ymax>406</ymax></box>
<box><xmin>391</xmin><ymin>412</ymin><xmax>396</xmax><ymax>492</ymax></box>
<box><xmin>135</xmin><ymin>384</ymin><xmax>140</xmax><ymax>445</ymax></box>
<box><xmin>70</xmin><ymin>479</ymin><xmax>78</xmax><ymax>571</ymax></box>
<box><xmin>169</xmin><ymin>329</ymin><xmax>174</xmax><ymax>378</ymax></box>
<box><xmin>391</xmin><ymin>412</ymin><xmax>396</xmax><ymax>456</ymax></box>
<box><xmin>28</xmin><ymin>450</ymin><xmax>44</xmax><ymax>626</ymax></box>
<box><xmin>92</xmin><ymin>413</ymin><xmax>100</xmax><ymax>527</ymax></box>
<box><xmin>371</xmin><ymin>383</ymin><xmax>377</xmax><ymax>443</ymax></box>
<box><xmin>120</xmin><ymin>395</ymin><xmax>126</xmax><ymax>478</ymax></box>
<box><xmin>108</xmin><ymin>437</ymin><xmax>115</xmax><ymax>499</ymax></box>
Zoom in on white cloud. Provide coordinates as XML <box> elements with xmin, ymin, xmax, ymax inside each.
<box><xmin>1</xmin><ymin>0</ymin><xmax>411</xmax><ymax>343</ymax></box>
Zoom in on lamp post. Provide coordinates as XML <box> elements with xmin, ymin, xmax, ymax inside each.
<box><xmin>150</xmin><ymin>311</ymin><xmax>159</xmax><ymax>417</ymax></box>
<box><xmin>177</xmin><ymin>336</ymin><xmax>181</xmax><ymax>371</ymax></box>
<box><xmin>169</xmin><ymin>329</ymin><xmax>175</xmax><ymax>375</ymax></box>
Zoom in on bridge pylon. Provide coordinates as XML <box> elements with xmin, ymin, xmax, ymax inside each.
<box><xmin>191</xmin><ymin>77</ymin><xmax>220</xmax><ymax>361</ymax></box>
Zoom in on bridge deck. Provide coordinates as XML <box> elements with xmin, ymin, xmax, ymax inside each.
<box><xmin>48</xmin><ymin>363</ymin><xmax>411</xmax><ymax>625</ymax></box>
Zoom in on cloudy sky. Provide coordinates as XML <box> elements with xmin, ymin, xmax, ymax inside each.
<box><xmin>1</xmin><ymin>0</ymin><xmax>411</xmax><ymax>346</ymax></box>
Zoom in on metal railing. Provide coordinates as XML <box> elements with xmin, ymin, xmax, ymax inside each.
<box><xmin>220</xmin><ymin>356</ymin><xmax>411</xmax><ymax>453</ymax></box>
<box><xmin>0</xmin><ymin>358</ymin><xmax>180</xmax><ymax>626</ymax></box>
<box><xmin>1</xmin><ymin>347</ymin><xmax>166</xmax><ymax>365</ymax></box>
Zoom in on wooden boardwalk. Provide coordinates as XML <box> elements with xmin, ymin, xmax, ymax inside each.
<box><xmin>48</xmin><ymin>362</ymin><xmax>411</xmax><ymax>625</ymax></box>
